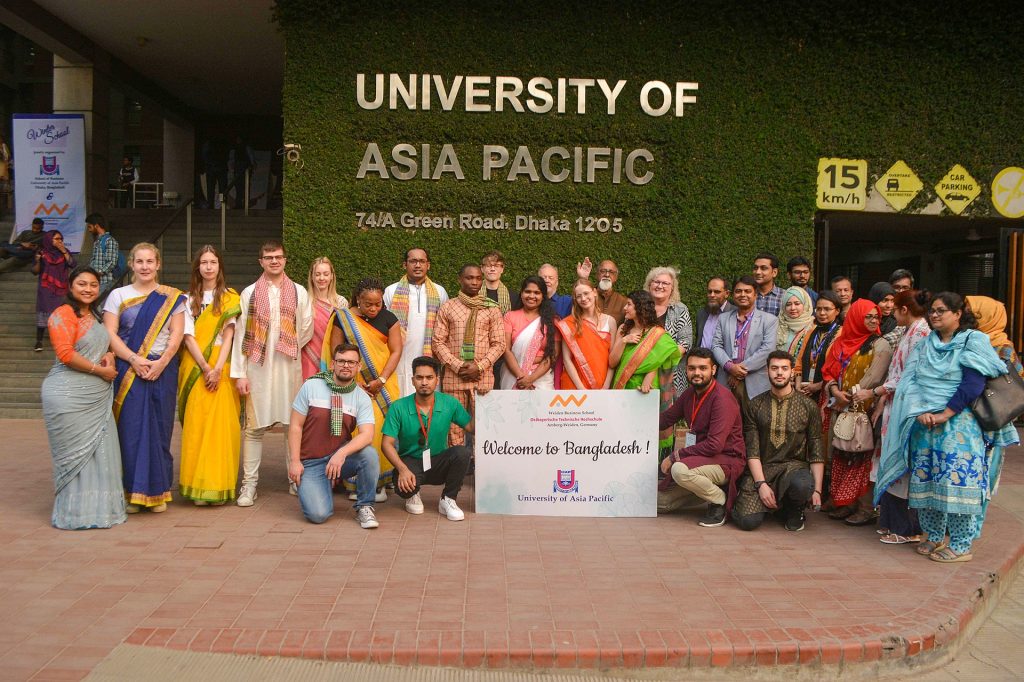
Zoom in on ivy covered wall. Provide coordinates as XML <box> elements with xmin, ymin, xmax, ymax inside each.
<box><xmin>275</xmin><ymin>0</ymin><xmax>1024</xmax><ymax>309</ymax></box>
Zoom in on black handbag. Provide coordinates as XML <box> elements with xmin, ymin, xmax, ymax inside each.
<box><xmin>971</xmin><ymin>359</ymin><xmax>1024</xmax><ymax>431</ymax></box>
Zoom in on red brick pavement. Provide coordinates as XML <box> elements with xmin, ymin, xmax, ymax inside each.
<box><xmin>2</xmin><ymin>419</ymin><xmax>1022</xmax><ymax>680</ymax></box>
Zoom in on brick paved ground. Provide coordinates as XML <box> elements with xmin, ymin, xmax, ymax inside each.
<box><xmin>2</xmin><ymin>419</ymin><xmax>1022</xmax><ymax>680</ymax></box>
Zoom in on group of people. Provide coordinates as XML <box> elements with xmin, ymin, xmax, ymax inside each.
<box><xmin>39</xmin><ymin>240</ymin><xmax>1022</xmax><ymax>564</ymax></box>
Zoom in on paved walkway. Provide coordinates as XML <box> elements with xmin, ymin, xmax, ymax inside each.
<box><xmin>2</xmin><ymin>419</ymin><xmax>1022</xmax><ymax>680</ymax></box>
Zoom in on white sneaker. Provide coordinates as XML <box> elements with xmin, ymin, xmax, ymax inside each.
<box><xmin>375</xmin><ymin>489</ymin><xmax>388</xmax><ymax>503</ymax></box>
<box><xmin>405</xmin><ymin>492</ymin><xmax>424</xmax><ymax>515</ymax></box>
<box><xmin>288</xmin><ymin>481</ymin><xmax>298</xmax><ymax>496</ymax></box>
<box><xmin>237</xmin><ymin>484</ymin><xmax>257</xmax><ymax>507</ymax></box>
<box><xmin>356</xmin><ymin>506</ymin><xmax>379</xmax><ymax>529</ymax></box>
<box><xmin>438</xmin><ymin>496</ymin><xmax>465</xmax><ymax>521</ymax></box>
<box><xmin>348</xmin><ymin>492</ymin><xmax>358</xmax><ymax>501</ymax></box>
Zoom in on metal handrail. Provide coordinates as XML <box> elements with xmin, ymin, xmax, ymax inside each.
<box><xmin>146</xmin><ymin>196</ymin><xmax>195</xmax><ymax>246</ymax></box>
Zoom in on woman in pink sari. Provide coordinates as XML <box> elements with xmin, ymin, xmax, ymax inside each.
<box><xmin>301</xmin><ymin>257</ymin><xmax>348</xmax><ymax>379</ymax></box>
<box><xmin>501</xmin><ymin>275</ymin><xmax>558</xmax><ymax>389</ymax></box>
<box><xmin>556</xmin><ymin>279</ymin><xmax>617</xmax><ymax>389</ymax></box>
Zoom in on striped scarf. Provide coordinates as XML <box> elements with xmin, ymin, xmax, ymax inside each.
<box><xmin>313</xmin><ymin>370</ymin><xmax>358</xmax><ymax>436</ymax></box>
<box><xmin>241</xmin><ymin>274</ymin><xmax>298</xmax><ymax>366</ymax></box>
<box><xmin>390</xmin><ymin>276</ymin><xmax>442</xmax><ymax>355</ymax></box>
<box><xmin>490</xmin><ymin>282</ymin><xmax>512</xmax><ymax>314</ymax></box>
<box><xmin>457</xmin><ymin>291</ymin><xmax>498</xmax><ymax>361</ymax></box>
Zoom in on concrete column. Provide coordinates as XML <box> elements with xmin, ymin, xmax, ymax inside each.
<box><xmin>163</xmin><ymin>118</ymin><xmax>195</xmax><ymax>204</ymax></box>
<box><xmin>52</xmin><ymin>54</ymin><xmax>109</xmax><ymax>213</ymax></box>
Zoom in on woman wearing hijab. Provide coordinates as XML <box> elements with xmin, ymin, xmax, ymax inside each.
<box><xmin>776</xmin><ymin>286</ymin><xmax>815</xmax><ymax>354</ymax></box>
<box><xmin>795</xmin><ymin>290</ymin><xmax>844</xmax><ymax>451</ymax></box>
<box><xmin>822</xmin><ymin>298</ymin><xmax>892</xmax><ymax>523</ymax></box>
<box><xmin>868</xmin><ymin>281</ymin><xmax>899</xmax><ymax>338</ymax></box>
<box><xmin>33</xmin><ymin>230</ymin><xmax>76</xmax><ymax>352</ymax></box>
<box><xmin>966</xmin><ymin>296</ymin><xmax>1023</xmax><ymax>378</ymax></box>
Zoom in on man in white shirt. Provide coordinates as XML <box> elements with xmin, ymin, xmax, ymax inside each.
<box><xmin>230</xmin><ymin>240</ymin><xmax>313</xmax><ymax>506</ymax></box>
<box><xmin>383</xmin><ymin>248</ymin><xmax>449</xmax><ymax>397</ymax></box>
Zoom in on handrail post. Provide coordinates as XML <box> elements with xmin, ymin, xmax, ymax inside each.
<box><xmin>220</xmin><ymin>194</ymin><xmax>226</xmax><ymax>252</ymax></box>
<box><xmin>186</xmin><ymin>203</ymin><xmax>192</xmax><ymax>262</ymax></box>
<box><xmin>244</xmin><ymin>168</ymin><xmax>250</xmax><ymax>217</ymax></box>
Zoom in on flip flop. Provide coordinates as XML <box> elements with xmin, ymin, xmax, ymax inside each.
<box><xmin>877</xmin><ymin>528</ymin><xmax>891</xmax><ymax>535</ymax></box>
<box><xmin>916</xmin><ymin>540</ymin><xmax>947</xmax><ymax>556</ymax></box>
<box><xmin>880</xmin><ymin>533</ymin><xmax>922</xmax><ymax>545</ymax></box>
<box><xmin>929</xmin><ymin>547</ymin><xmax>973</xmax><ymax>563</ymax></box>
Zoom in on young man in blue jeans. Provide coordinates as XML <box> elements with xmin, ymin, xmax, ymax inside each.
<box><xmin>287</xmin><ymin>343</ymin><xmax>381</xmax><ymax>528</ymax></box>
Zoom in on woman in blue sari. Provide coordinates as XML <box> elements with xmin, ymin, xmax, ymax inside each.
<box><xmin>103</xmin><ymin>243</ymin><xmax>186</xmax><ymax>513</ymax></box>
<box><xmin>43</xmin><ymin>266</ymin><xmax>125</xmax><ymax>529</ymax></box>
<box><xmin>876</xmin><ymin>292</ymin><xmax>1019</xmax><ymax>563</ymax></box>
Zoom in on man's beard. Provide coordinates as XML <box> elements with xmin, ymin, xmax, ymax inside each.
<box><xmin>770</xmin><ymin>377</ymin><xmax>791</xmax><ymax>389</ymax></box>
<box><xmin>707</xmin><ymin>301</ymin><xmax>722</xmax><ymax>314</ymax></box>
<box><xmin>598</xmin><ymin>278</ymin><xmax>613</xmax><ymax>291</ymax></box>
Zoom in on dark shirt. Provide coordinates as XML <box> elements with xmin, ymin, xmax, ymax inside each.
<box><xmin>14</xmin><ymin>229</ymin><xmax>44</xmax><ymax>248</ymax></box>
<box><xmin>947</xmin><ymin>367</ymin><xmax>986</xmax><ymax>413</ymax></box>
<box><xmin>598</xmin><ymin>290</ymin><xmax>628</xmax><ymax>326</ymax></box>
<box><xmin>355</xmin><ymin>308</ymin><xmax>399</xmax><ymax>336</ymax></box>
<box><xmin>485</xmin><ymin>286</ymin><xmax>521</xmax><ymax>311</ymax></box>
<box><xmin>550</xmin><ymin>293</ymin><xmax>572</xmax><ymax>319</ymax></box>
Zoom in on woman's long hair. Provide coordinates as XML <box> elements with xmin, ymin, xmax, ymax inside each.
<box><xmin>64</xmin><ymin>265</ymin><xmax>103</xmax><ymax>319</ymax></box>
<box><xmin>520</xmin><ymin>275</ymin><xmax>557</xmax><ymax>363</ymax></box>
<box><xmin>187</xmin><ymin>245</ymin><xmax>227</xmax><ymax>319</ymax></box>
<box><xmin>623</xmin><ymin>290</ymin><xmax>657</xmax><ymax>334</ymax></box>
<box><xmin>570</xmin><ymin>279</ymin><xmax>597</xmax><ymax>337</ymax></box>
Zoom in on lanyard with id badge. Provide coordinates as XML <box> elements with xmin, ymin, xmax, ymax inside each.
<box><xmin>416</xmin><ymin>399</ymin><xmax>434</xmax><ymax>471</ymax></box>
<box><xmin>685</xmin><ymin>383</ymin><xmax>714</xmax><ymax>448</ymax></box>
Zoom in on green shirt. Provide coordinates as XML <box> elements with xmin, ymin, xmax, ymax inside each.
<box><xmin>382</xmin><ymin>392</ymin><xmax>471</xmax><ymax>459</ymax></box>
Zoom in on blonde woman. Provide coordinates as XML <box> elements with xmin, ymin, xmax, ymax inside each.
<box><xmin>303</xmin><ymin>257</ymin><xmax>349</xmax><ymax>379</ymax></box>
<box><xmin>644</xmin><ymin>265</ymin><xmax>693</xmax><ymax>396</ymax></box>
<box><xmin>177</xmin><ymin>246</ymin><xmax>241</xmax><ymax>505</ymax></box>
<box><xmin>103</xmin><ymin>243</ymin><xmax>185</xmax><ymax>513</ymax></box>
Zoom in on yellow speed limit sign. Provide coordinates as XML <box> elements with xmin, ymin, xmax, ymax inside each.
<box><xmin>816</xmin><ymin>158</ymin><xmax>867</xmax><ymax>210</ymax></box>
<box><xmin>992</xmin><ymin>167</ymin><xmax>1024</xmax><ymax>218</ymax></box>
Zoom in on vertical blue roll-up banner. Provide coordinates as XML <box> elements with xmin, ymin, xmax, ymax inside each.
<box><xmin>11</xmin><ymin>114</ymin><xmax>87</xmax><ymax>252</ymax></box>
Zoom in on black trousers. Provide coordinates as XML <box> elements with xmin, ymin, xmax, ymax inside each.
<box><xmin>734</xmin><ymin>468</ymin><xmax>814</xmax><ymax>531</ymax></box>
<box><xmin>393</xmin><ymin>446</ymin><xmax>471</xmax><ymax>501</ymax></box>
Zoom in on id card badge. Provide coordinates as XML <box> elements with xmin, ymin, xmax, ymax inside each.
<box><xmin>422</xmin><ymin>448</ymin><xmax>431</xmax><ymax>471</ymax></box>
<box><xmin>806</xmin><ymin>368</ymin><xmax>815</xmax><ymax>383</ymax></box>
<box><xmin>684</xmin><ymin>432</ymin><xmax>697</xmax><ymax>448</ymax></box>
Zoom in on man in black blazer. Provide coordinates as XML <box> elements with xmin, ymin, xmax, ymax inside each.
<box><xmin>695</xmin><ymin>276</ymin><xmax>734</xmax><ymax>349</ymax></box>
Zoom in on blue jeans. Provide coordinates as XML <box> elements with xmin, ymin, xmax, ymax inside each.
<box><xmin>297</xmin><ymin>446</ymin><xmax>379</xmax><ymax>524</ymax></box>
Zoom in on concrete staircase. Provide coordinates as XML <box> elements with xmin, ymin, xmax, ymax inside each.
<box><xmin>0</xmin><ymin>209</ymin><xmax>282</xmax><ymax>418</ymax></box>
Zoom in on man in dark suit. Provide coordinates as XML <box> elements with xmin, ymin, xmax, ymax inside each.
<box><xmin>695</xmin><ymin>276</ymin><xmax>734</xmax><ymax>349</ymax></box>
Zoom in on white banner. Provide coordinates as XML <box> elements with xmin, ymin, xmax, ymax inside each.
<box><xmin>474</xmin><ymin>390</ymin><xmax>659</xmax><ymax>517</ymax></box>
<box><xmin>12</xmin><ymin>115</ymin><xmax>87</xmax><ymax>252</ymax></box>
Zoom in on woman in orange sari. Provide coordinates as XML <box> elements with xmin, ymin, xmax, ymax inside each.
<box><xmin>556</xmin><ymin>279</ymin><xmax>617</xmax><ymax>389</ymax></box>
<box><xmin>329</xmin><ymin>277</ymin><xmax>402</xmax><ymax>498</ymax></box>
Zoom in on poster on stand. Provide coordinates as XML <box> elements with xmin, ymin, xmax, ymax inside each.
<box><xmin>474</xmin><ymin>390</ymin><xmax>659</xmax><ymax>517</ymax></box>
<box><xmin>12</xmin><ymin>115</ymin><xmax>87</xmax><ymax>251</ymax></box>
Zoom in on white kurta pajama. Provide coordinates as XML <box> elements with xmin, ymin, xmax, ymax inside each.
<box><xmin>230</xmin><ymin>281</ymin><xmax>313</xmax><ymax>487</ymax></box>
<box><xmin>384</xmin><ymin>280</ymin><xmax>448</xmax><ymax>397</ymax></box>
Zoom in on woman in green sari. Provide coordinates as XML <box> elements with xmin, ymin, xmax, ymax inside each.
<box><xmin>610</xmin><ymin>290</ymin><xmax>682</xmax><ymax>449</ymax></box>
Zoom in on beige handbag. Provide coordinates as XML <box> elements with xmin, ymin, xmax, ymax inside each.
<box><xmin>833</xmin><ymin>386</ymin><xmax>873</xmax><ymax>452</ymax></box>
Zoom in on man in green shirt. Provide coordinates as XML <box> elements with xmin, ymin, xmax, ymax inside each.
<box><xmin>382</xmin><ymin>355</ymin><xmax>473</xmax><ymax>521</ymax></box>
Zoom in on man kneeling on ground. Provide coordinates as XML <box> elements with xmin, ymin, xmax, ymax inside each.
<box><xmin>658</xmin><ymin>348</ymin><xmax>746</xmax><ymax>526</ymax></box>
<box><xmin>733</xmin><ymin>351</ymin><xmax>824</xmax><ymax>532</ymax></box>
<box><xmin>382</xmin><ymin>356</ymin><xmax>472</xmax><ymax>521</ymax></box>
<box><xmin>287</xmin><ymin>343</ymin><xmax>381</xmax><ymax>528</ymax></box>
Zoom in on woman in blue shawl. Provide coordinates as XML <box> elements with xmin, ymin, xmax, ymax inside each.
<box><xmin>875</xmin><ymin>292</ymin><xmax>1019</xmax><ymax>563</ymax></box>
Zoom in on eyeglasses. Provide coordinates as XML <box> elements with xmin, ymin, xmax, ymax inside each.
<box><xmin>863</xmin><ymin>314</ymin><xmax>880</xmax><ymax>320</ymax></box>
<box><xmin>261</xmin><ymin>255</ymin><xmax>285</xmax><ymax>261</ymax></box>
<box><xmin>406</xmin><ymin>259</ymin><xmax>428</xmax><ymax>265</ymax></box>
<box><xmin>598</xmin><ymin>268</ymin><xmax>618</xmax><ymax>275</ymax></box>
<box><xmin>814</xmin><ymin>306</ymin><xmax>836</xmax><ymax>312</ymax></box>
<box><xmin>929</xmin><ymin>308</ymin><xmax>950</xmax><ymax>317</ymax></box>
<box><xmin>650</xmin><ymin>280</ymin><xmax>672</xmax><ymax>288</ymax></box>
<box><xmin>334</xmin><ymin>359</ymin><xmax>359</xmax><ymax>366</ymax></box>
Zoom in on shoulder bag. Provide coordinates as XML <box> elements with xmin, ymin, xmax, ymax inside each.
<box><xmin>832</xmin><ymin>386</ymin><xmax>873</xmax><ymax>452</ymax></box>
<box><xmin>971</xmin><ymin>358</ymin><xmax>1024</xmax><ymax>431</ymax></box>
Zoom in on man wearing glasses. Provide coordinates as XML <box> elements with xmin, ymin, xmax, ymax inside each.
<box><xmin>288</xmin><ymin>344</ymin><xmax>381</xmax><ymax>528</ymax></box>
<box><xmin>382</xmin><ymin>356</ymin><xmax>472</xmax><ymax>521</ymax></box>
<box><xmin>231</xmin><ymin>240</ymin><xmax>314</xmax><ymax>506</ymax></box>
<box><xmin>384</xmin><ymin>248</ymin><xmax>449</xmax><ymax>397</ymax></box>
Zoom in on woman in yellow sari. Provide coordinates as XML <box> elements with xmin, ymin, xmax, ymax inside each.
<box><xmin>328</xmin><ymin>277</ymin><xmax>403</xmax><ymax>497</ymax></box>
<box><xmin>177</xmin><ymin>246</ymin><xmax>241</xmax><ymax>505</ymax></box>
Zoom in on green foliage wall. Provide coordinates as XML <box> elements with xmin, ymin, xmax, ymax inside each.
<box><xmin>276</xmin><ymin>0</ymin><xmax>1024</xmax><ymax>310</ymax></box>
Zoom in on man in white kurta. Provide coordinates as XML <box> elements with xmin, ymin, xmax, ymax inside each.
<box><xmin>230</xmin><ymin>243</ymin><xmax>313</xmax><ymax>506</ymax></box>
<box><xmin>383</xmin><ymin>248</ymin><xmax>448</xmax><ymax>397</ymax></box>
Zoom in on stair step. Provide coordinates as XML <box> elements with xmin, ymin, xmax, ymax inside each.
<box><xmin>4</xmin><ymin>407</ymin><xmax>43</xmax><ymax>419</ymax></box>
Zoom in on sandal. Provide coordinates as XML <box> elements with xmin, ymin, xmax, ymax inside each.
<box><xmin>844</xmin><ymin>509</ymin><xmax>880</xmax><ymax>526</ymax></box>
<box><xmin>929</xmin><ymin>547</ymin><xmax>973</xmax><ymax>563</ymax></box>
<box><xmin>877</xmin><ymin>528</ymin><xmax>891</xmax><ymax>535</ymax></box>
<box><xmin>880</xmin><ymin>533</ymin><xmax>923</xmax><ymax>545</ymax></box>
<box><xmin>828</xmin><ymin>505</ymin><xmax>856</xmax><ymax>520</ymax></box>
<box><xmin>915</xmin><ymin>540</ymin><xmax>947</xmax><ymax>556</ymax></box>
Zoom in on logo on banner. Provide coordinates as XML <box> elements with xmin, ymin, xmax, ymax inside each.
<box><xmin>549</xmin><ymin>394</ymin><xmax>587</xmax><ymax>408</ymax></box>
<box><xmin>34</xmin><ymin>203</ymin><xmax>70</xmax><ymax>216</ymax></box>
<box><xmin>553</xmin><ymin>469</ymin><xmax>579</xmax><ymax>493</ymax></box>
<box><xmin>40</xmin><ymin>156</ymin><xmax>60</xmax><ymax>176</ymax></box>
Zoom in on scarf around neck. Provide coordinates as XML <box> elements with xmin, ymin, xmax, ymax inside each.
<box><xmin>776</xmin><ymin>286</ymin><xmax>814</xmax><ymax>349</ymax></box>
<box><xmin>242</xmin><ymin>273</ymin><xmax>298</xmax><ymax>366</ymax></box>
<box><xmin>822</xmin><ymin>298</ymin><xmax>879</xmax><ymax>382</ymax></box>
<box><xmin>314</xmin><ymin>370</ymin><xmax>358</xmax><ymax>436</ymax></box>
<box><xmin>390</xmin><ymin>276</ymin><xmax>441</xmax><ymax>355</ymax></box>
<box><xmin>457</xmin><ymin>291</ymin><xmax>498</xmax><ymax>361</ymax></box>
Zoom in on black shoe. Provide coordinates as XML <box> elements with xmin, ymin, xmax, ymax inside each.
<box><xmin>785</xmin><ymin>508</ymin><xmax>806</xmax><ymax>532</ymax></box>
<box><xmin>698</xmin><ymin>503</ymin><xmax>727</xmax><ymax>527</ymax></box>
<box><xmin>33</xmin><ymin>343</ymin><xmax>42</xmax><ymax>352</ymax></box>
